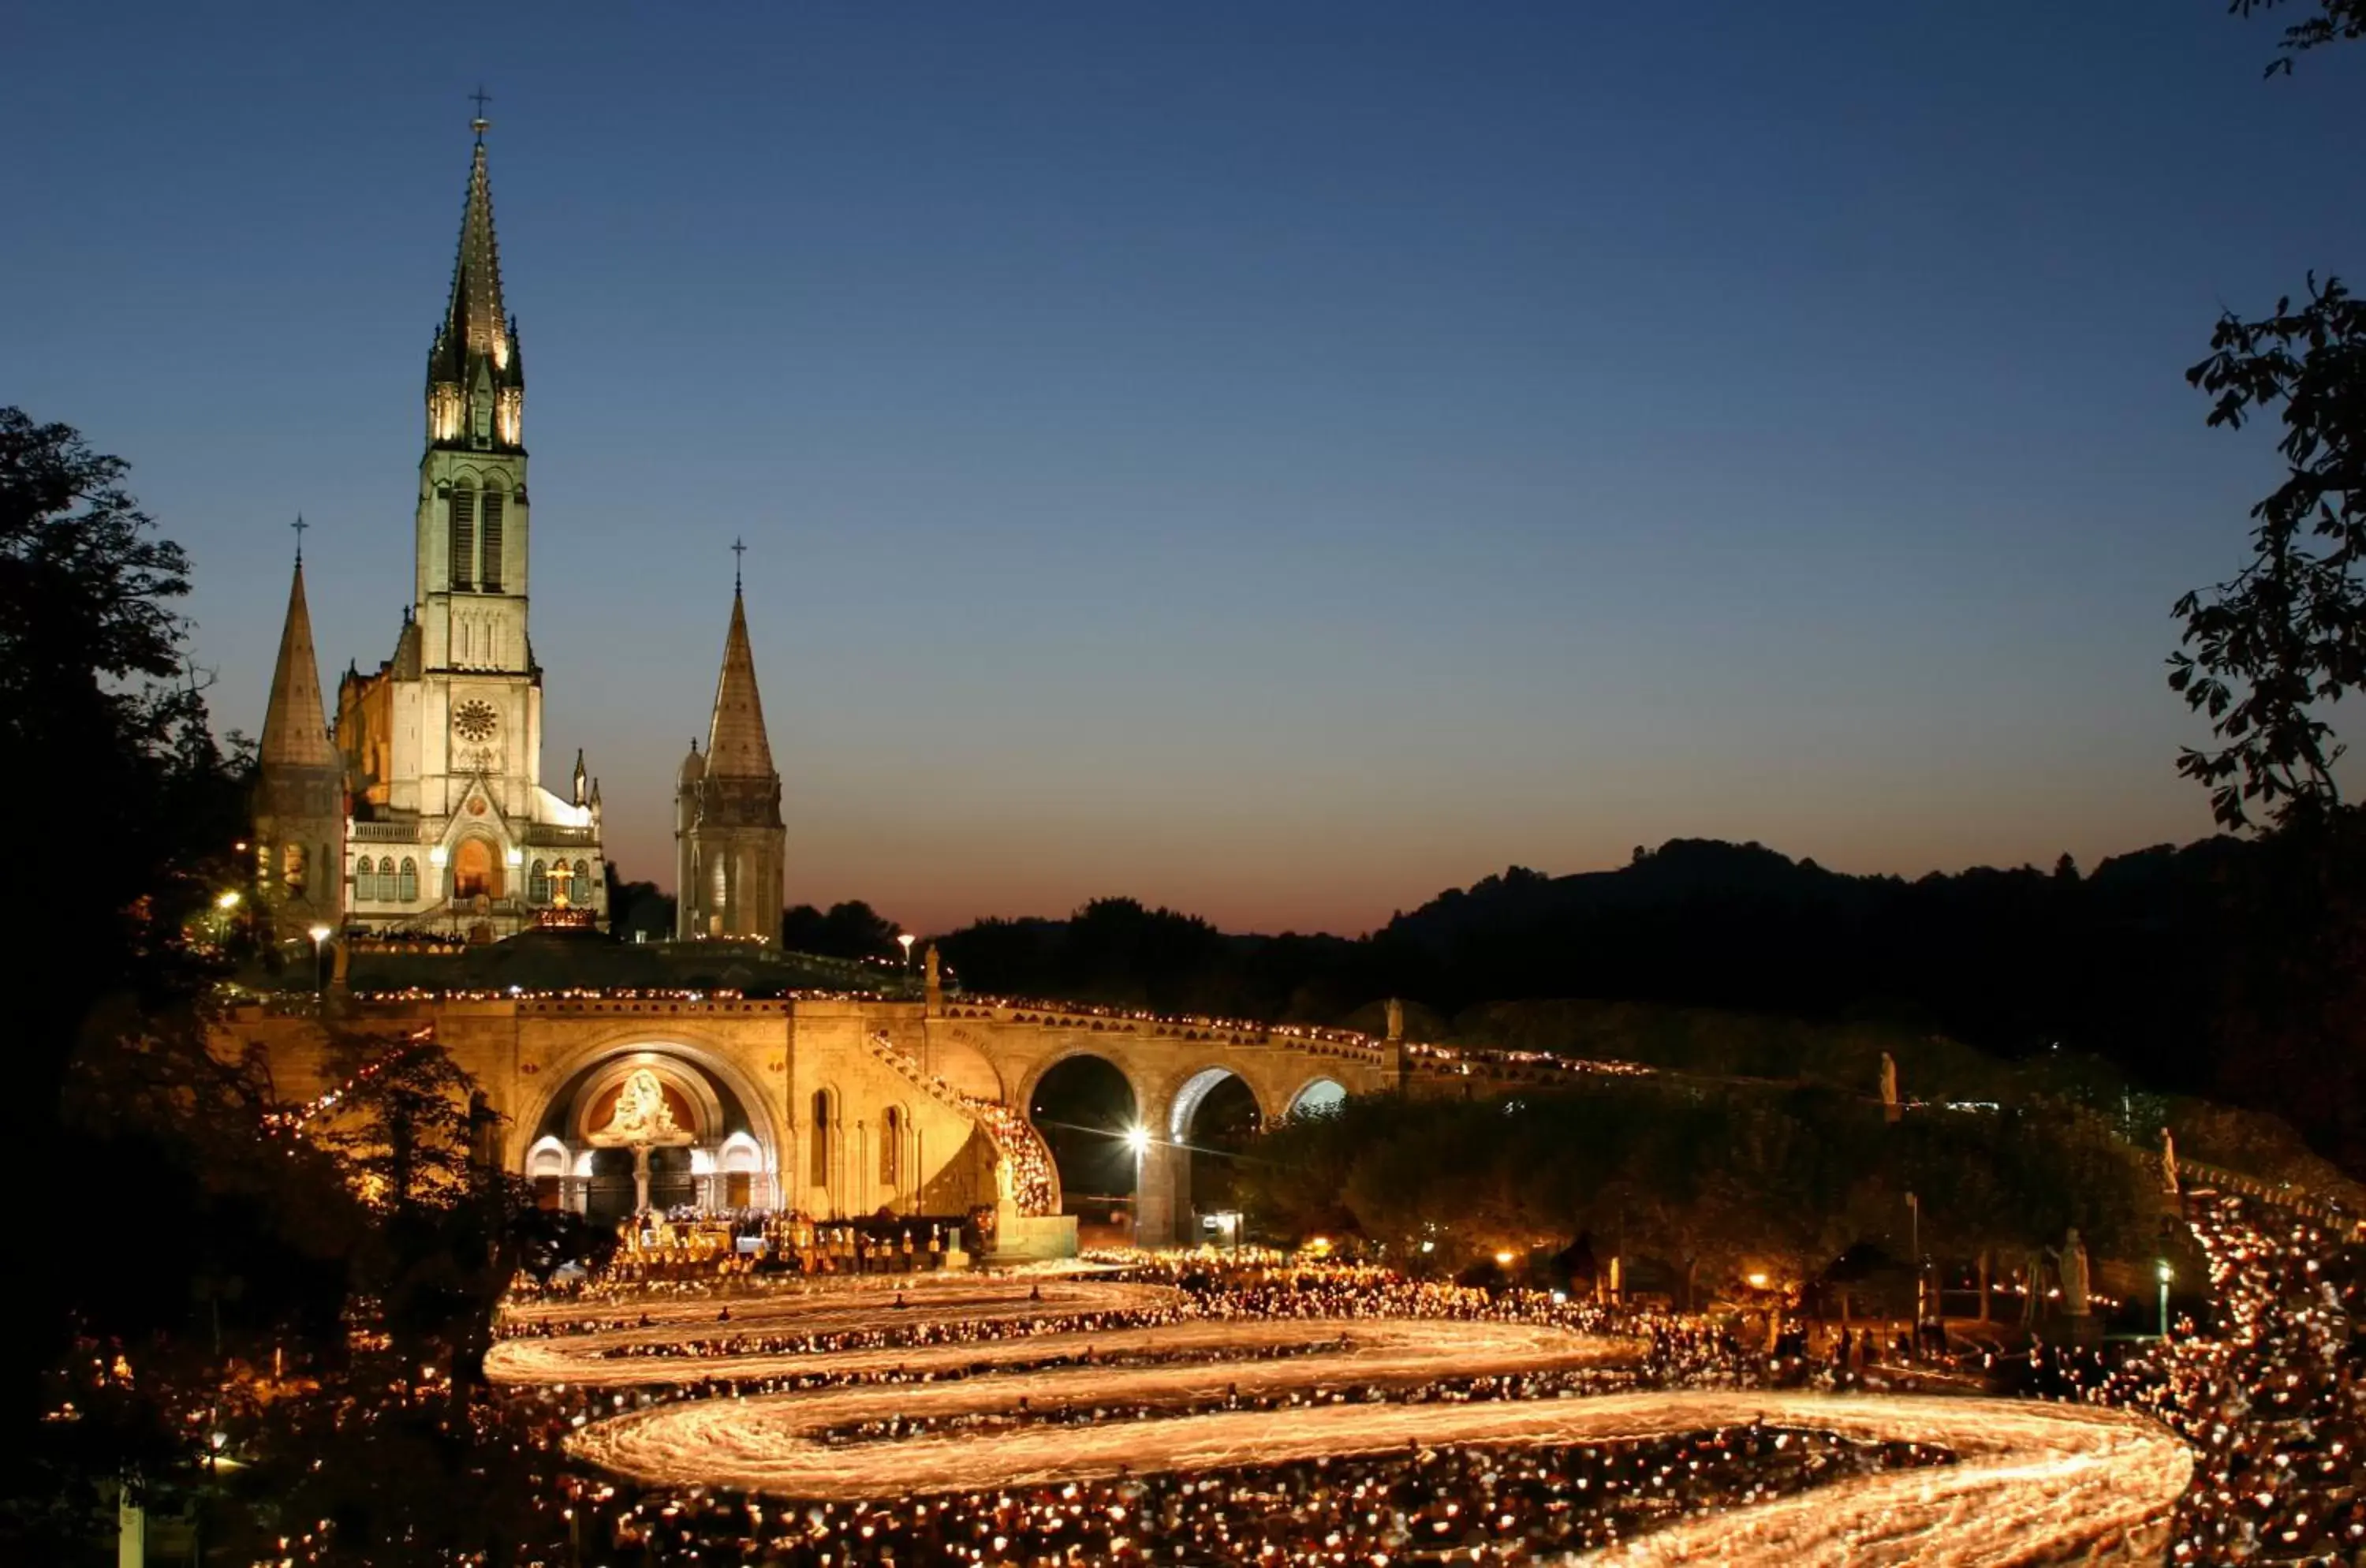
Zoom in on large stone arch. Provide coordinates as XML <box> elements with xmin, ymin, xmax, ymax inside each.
<box><xmin>1009</xmin><ymin>1043</ymin><xmax>1156</xmax><ymax>1137</ymax></box>
<box><xmin>509</xmin><ymin>1029</ymin><xmax>787</xmax><ymax>1215</ymax></box>
<box><xmin>1159</xmin><ymin>1062</ymin><xmax>1278</xmax><ymax>1139</ymax></box>
<box><xmin>1145</xmin><ymin>1061</ymin><xmax>1277</xmax><ymax>1249</ymax></box>
<box><xmin>1013</xmin><ymin>1044</ymin><xmax>1151</xmax><ymax>1232</ymax></box>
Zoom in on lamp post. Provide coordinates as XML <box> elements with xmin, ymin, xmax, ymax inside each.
<box><xmin>898</xmin><ymin>932</ymin><xmax>916</xmax><ymax>968</ymax></box>
<box><xmin>308</xmin><ymin>924</ymin><xmax>333</xmax><ymax>995</ymax></box>
<box><xmin>2158</xmin><ymin>1259</ymin><xmax>2173</xmax><ymax>1339</ymax></box>
<box><xmin>1907</xmin><ymin>1192</ymin><xmax>1923</xmax><ymax>1333</ymax></box>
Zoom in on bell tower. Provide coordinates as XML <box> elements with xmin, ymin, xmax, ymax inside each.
<box><xmin>416</xmin><ymin>106</ymin><xmax>530</xmax><ymax>673</ymax></box>
<box><xmin>397</xmin><ymin>103</ymin><xmax>547</xmax><ymax>831</ymax></box>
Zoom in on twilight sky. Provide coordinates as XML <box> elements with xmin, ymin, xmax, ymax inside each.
<box><xmin>6</xmin><ymin>3</ymin><xmax>2360</xmax><ymax>935</ymax></box>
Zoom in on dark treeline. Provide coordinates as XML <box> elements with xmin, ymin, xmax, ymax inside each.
<box><xmin>936</xmin><ymin>830</ymin><xmax>2366</xmax><ymax>1173</ymax></box>
<box><xmin>1235</xmin><ymin>1081</ymin><xmax>2174</xmax><ymax>1301</ymax></box>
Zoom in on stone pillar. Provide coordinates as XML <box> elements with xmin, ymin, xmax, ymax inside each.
<box><xmin>1135</xmin><ymin>1140</ymin><xmax>1183</xmax><ymax>1249</ymax></box>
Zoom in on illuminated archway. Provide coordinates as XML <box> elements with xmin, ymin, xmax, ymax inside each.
<box><xmin>450</xmin><ymin>835</ymin><xmax>501</xmax><ymax>900</ymax></box>
<box><xmin>1287</xmin><ymin>1077</ymin><xmax>1349</xmax><ymax>1118</ymax></box>
<box><xmin>519</xmin><ymin>1041</ymin><xmax>783</xmax><ymax>1219</ymax></box>
<box><xmin>1166</xmin><ymin>1066</ymin><xmax>1263</xmax><ymax>1240</ymax></box>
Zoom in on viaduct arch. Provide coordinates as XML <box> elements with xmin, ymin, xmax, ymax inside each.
<box><xmin>218</xmin><ymin>989</ymin><xmax>1411</xmax><ymax>1249</ymax></box>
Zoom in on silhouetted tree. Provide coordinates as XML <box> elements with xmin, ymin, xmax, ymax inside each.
<box><xmin>1</xmin><ymin>409</ymin><xmax>251</xmax><ymax>1534</ymax></box>
<box><xmin>782</xmin><ymin>899</ymin><xmax>905</xmax><ymax>960</ymax></box>
<box><xmin>2171</xmin><ymin>274</ymin><xmax>2366</xmax><ymax>831</ymax></box>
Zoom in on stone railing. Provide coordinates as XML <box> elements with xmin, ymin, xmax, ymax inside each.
<box><xmin>866</xmin><ymin>1030</ymin><xmax>1059</xmax><ymax>1217</ymax></box>
<box><xmin>2180</xmin><ymin>1158</ymin><xmax>2363</xmax><ymax>1231</ymax></box>
<box><xmin>939</xmin><ymin>996</ymin><xmax>1394</xmax><ymax>1065</ymax></box>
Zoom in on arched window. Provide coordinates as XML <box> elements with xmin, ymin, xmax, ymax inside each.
<box><xmin>397</xmin><ymin>858</ymin><xmax>419</xmax><ymax>902</ymax></box>
<box><xmin>528</xmin><ymin>859</ymin><xmax>549</xmax><ymax>902</ymax></box>
<box><xmin>449</xmin><ymin>483</ymin><xmax>476</xmax><ymax>591</ymax></box>
<box><xmin>480</xmin><ymin>488</ymin><xmax>505</xmax><ymax>592</ymax></box>
<box><xmin>809</xmin><ymin>1090</ymin><xmax>832</xmax><ymax>1187</ymax></box>
<box><xmin>881</xmin><ymin>1105</ymin><xmax>902</xmax><ymax>1188</ymax></box>
<box><xmin>574</xmin><ymin>861</ymin><xmax>592</xmax><ymax>906</ymax></box>
<box><xmin>354</xmin><ymin>855</ymin><xmax>376</xmax><ymax>902</ymax></box>
<box><xmin>711</xmin><ymin>857</ymin><xmax>728</xmax><ymax>918</ymax></box>
<box><xmin>379</xmin><ymin>857</ymin><xmax>396</xmax><ymax>900</ymax></box>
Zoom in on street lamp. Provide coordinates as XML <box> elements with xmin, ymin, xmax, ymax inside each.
<box><xmin>1124</xmin><ymin>1125</ymin><xmax>1152</xmax><ymax>1157</ymax></box>
<box><xmin>1906</xmin><ymin>1192</ymin><xmax>1924</xmax><ymax>1329</ymax></box>
<box><xmin>2157</xmin><ymin>1259</ymin><xmax>2174</xmax><ymax>1339</ymax></box>
<box><xmin>308</xmin><ymin>924</ymin><xmax>332</xmax><ymax>993</ymax></box>
<box><xmin>898</xmin><ymin>932</ymin><xmax>916</xmax><ymax>968</ymax></box>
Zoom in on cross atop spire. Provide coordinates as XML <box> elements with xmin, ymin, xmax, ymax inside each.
<box><xmin>291</xmin><ymin>513</ymin><xmax>308</xmax><ymax>566</ymax></box>
<box><xmin>469</xmin><ymin>84</ymin><xmax>492</xmax><ymax>142</ymax></box>
<box><xmin>731</xmin><ymin>536</ymin><xmax>747</xmax><ymax>595</ymax></box>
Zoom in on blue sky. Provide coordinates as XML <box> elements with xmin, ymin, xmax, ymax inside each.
<box><xmin>5</xmin><ymin>2</ymin><xmax>2358</xmax><ymax>932</ymax></box>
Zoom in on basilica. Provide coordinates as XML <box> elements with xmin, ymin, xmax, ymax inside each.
<box><xmin>222</xmin><ymin>120</ymin><xmax>1393</xmax><ymax>1251</ymax></box>
<box><xmin>248</xmin><ymin>118</ymin><xmax>784</xmax><ymax>946</ymax></box>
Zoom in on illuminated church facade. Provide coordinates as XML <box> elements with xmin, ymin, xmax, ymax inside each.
<box><xmin>249</xmin><ymin>121</ymin><xmax>786</xmax><ymax>943</ymax></box>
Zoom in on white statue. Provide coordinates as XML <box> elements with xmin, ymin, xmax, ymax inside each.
<box><xmin>2061</xmin><ymin>1228</ymin><xmax>2092</xmax><ymax>1317</ymax></box>
<box><xmin>592</xmin><ymin>1068</ymin><xmax>681</xmax><ymax>1144</ymax></box>
<box><xmin>2162</xmin><ymin>1127</ymin><xmax>2181</xmax><ymax>1195</ymax></box>
<box><xmin>1386</xmin><ymin>997</ymin><xmax>1405</xmax><ymax>1043</ymax></box>
<box><xmin>1879</xmin><ymin>1052</ymin><xmax>1901</xmax><ymax>1122</ymax></box>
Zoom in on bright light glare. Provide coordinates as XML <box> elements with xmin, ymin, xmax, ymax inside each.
<box><xmin>2158</xmin><ymin>1260</ymin><xmax>2174</xmax><ymax>1282</ymax></box>
<box><xmin>215</xmin><ymin>890</ymin><xmax>241</xmax><ymax>910</ymax></box>
<box><xmin>308</xmin><ymin>924</ymin><xmax>332</xmax><ymax>944</ymax></box>
<box><xmin>1123</xmin><ymin>1126</ymin><xmax>1151</xmax><ymax>1155</ymax></box>
<box><xmin>1494</xmin><ymin>1250</ymin><xmax>1516</xmax><ymax>1267</ymax></box>
<box><xmin>1748</xmin><ymin>1271</ymin><xmax>1771</xmax><ymax>1290</ymax></box>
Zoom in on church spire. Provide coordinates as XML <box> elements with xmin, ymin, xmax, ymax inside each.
<box><xmin>703</xmin><ymin>584</ymin><xmax>775</xmax><ymax>778</ymax></box>
<box><xmin>426</xmin><ymin>106</ymin><xmax>521</xmax><ymax>449</ymax></box>
<box><xmin>261</xmin><ymin>554</ymin><xmax>335</xmax><ymax>769</ymax></box>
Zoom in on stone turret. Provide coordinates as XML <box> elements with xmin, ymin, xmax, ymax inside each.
<box><xmin>253</xmin><ymin>549</ymin><xmax>346</xmax><ymax>942</ymax></box>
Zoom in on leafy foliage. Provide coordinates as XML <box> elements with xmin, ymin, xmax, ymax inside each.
<box><xmin>2231</xmin><ymin>0</ymin><xmax>2366</xmax><ymax>74</ymax></box>
<box><xmin>2171</xmin><ymin>274</ymin><xmax>2366</xmax><ymax>831</ymax></box>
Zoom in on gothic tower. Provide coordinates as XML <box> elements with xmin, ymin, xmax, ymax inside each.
<box><xmin>323</xmin><ymin>114</ymin><xmax>606</xmax><ymax>938</ymax></box>
<box><xmin>253</xmin><ymin>547</ymin><xmax>346</xmax><ymax>941</ymax></box>
<box><xmin>676</xmin><ymin>586</ymin><xmax>786</xmax><ymax>940</ymax></box>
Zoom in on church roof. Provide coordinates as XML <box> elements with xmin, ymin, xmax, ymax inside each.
<box><xmin>261</xmin><ymin>561</ymin><xmax>336</xmax><ymax>769</ymax></box>
<box><xmin>427</xmin><ymin>136</ymin><xmax>516</xmax><ymax>393</ymax></box>
<box><xmin>703</xmin><ymin>592</ymin><xmax>775</xmax><ymax>778</ymax></box>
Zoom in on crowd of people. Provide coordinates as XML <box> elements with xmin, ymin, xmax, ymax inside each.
<box><xmin>2005</xmin><ymin>1194</ymin><xmax>2366</xmax><ymax>1563</ymax></box>
<box><xmin>468</xmin><ymin>1190</ymin><xmax>2366</xmax><ymax>1563</ymax></box>
<box><xmin>565</xmin><ymin>1423</ymin><xmax>1946</xmax><ymax>1564</ymax></box>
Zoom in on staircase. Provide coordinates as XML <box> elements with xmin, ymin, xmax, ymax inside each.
<box><xmin>865</xmin><ymin>1031</ymin><xmax>1061</xmax><ymax>1217</ymax></box>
